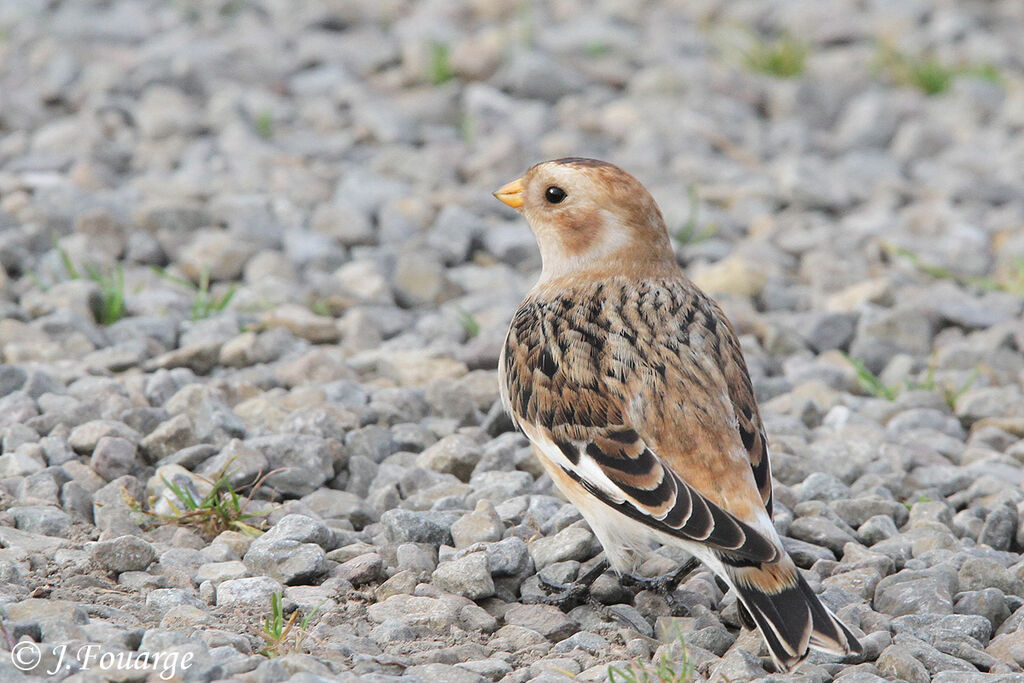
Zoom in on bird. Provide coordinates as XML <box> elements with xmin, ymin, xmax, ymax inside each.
<box><xmin>493</xmin><ymin>157</ymin><xmax>862</xmax><ymax>671</ymax></box>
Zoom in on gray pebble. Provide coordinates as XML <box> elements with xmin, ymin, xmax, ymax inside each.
<box><xmin>216</xmin><ymin>576</ymin><xmax>285</xmax><ymax>609</ymax></box>
<box><xmin>10</xmin><ymin>505</ymin><xmax>73</xmax><ymax>537</ymax></box>
<box><xmin>90</xmin><ymin>535</ymin><xmax>156</xmax><ymax>573</ymax></box>
<box><xmin>89</xmin><ymin>436</ymin><xmax>138</xmax><ymax>482</ymax></box>
<box><xmin>432</xmin><ymin>552</ymin><xmax>494</xmax><ymax>600</ymax></box>
<box><xmin>380</xmin><ymin>509</ymin><xmax>454</xmax><ymax>546</ymax></box>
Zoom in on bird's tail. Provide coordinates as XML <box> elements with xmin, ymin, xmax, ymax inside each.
<box><xmin>723</xmin><ymin>557</ymin><xmax>863</xmax><ymax>672</ymax></box>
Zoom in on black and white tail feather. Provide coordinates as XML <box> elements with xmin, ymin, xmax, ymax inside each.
<box><xmin>725</xmin><ymin>561</ymin><xmax>863</xmax><ymax>671</ymax></box>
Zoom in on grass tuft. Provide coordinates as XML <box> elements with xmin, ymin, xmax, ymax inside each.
<box><xmin>133</xmin><ymin>461</ymin><xmax>275</xmax><ymax>540</ymax></box>
<box><xmin>261</xmin><ymin>592</ymin><xmax>324</xmax><ymax>658</ymax></box>
<box><xmin>672</xmin><ymin>184</ymin><xmax>718</xmax><ymax>246</ymax></box>
<box><xmin>55</xmin><ymin>242</ymin><xmax>126</xmax><ymax>325</ymax></box>
<box><xmin>609</xmin><ymin>632</ymin><xmax>693</xmax><ymax>683</ymax></box>
<box><xmin>843</xmin><ymin>352</ymin><xmax>980</xmax><ymax>409</ymax></box>
<box><xmin>152</xmin><ymin>265</ymin><xmax>237</xmax><ymax>321</ymax></box>
<box><xmin>937</xmin><ymin>368</ymin><xmax>980</xmax><ymax>410</ymax></box>
<box><xmin>309</xmin><ymin>299</ymin><xmax>332</xmax><ymax>317</ymax></box>
<box><xmin>86</xmin><ymin>263</ymin><xmax>126</xmax><ymax>326</ymax></box>
<box><xmin>459</xmin><ymin>112</ymin><xmax>477</xmax><ymax>143</ymax></box>
<box><xmin>905</xmin><ymin>493</ymin><xmax>934</xmax><ymax>510</ymax></box>
<box><xmin>743</xmin><ymin>34</ymin><xmax>807</xmax><ymax>78</ymax></box>
<box><xmin>255</xmin><ymin>110</ymin><xmax>274</xmax><ymax>140</ymax></box>
<box><xmin>876</xmin><ymin>45</ymin><xmax>1002</xmax><ymax>95</ymax></box>
<box><xmin>428</xmin><ymin>42</ymin><xmax>454</xmax><ymax>85</ymax></box>
<box><xmin>882</xmin><ymin>242</ymin><xmax>1024</xmax><ymax>296</ymax></box>
<box><xmin>999</xmin><ymin>258</ymin><xmax>1024</xmax><ymax>296</ymax></box>
<box><xmin>456</xmin><ymin>307</ymin><xmax>480</xmax><ymax>338</ymax></box>
<box><xmin>843</xmin><ymin>353</ymin><xmax>899</xmax><ymax>401</ymax></box>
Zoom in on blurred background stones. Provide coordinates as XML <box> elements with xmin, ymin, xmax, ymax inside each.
<box><xmin>1</xmin><ymin>0</ymin><xmax>1024</xmax><ymax>681</ymax></box>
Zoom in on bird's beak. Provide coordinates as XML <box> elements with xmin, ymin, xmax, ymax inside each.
<box><xmin>493</xmin><ymin>177</ymin><xmax>525</xmax><ymax>210</ymax></box>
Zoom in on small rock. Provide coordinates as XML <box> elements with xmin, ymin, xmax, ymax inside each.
<box><xmin>405</xmin><ymin>663</ymin><xmax>487</xmax><ymax>683</ymax></box>
<box><xmin>788</xmin><ymin>515</ymin><xmax>858</xmax><ymax>554</ymax></box>
<box><xmin>529</xmin><ymin>525</ymin><xmax>600</xmax><ymax>569</ymax></box>
<box><xmin>451</xmin><ymin>501</ymin><xmax>504</xmax><ymax>548</ymax></box>
<box><xmin>3</xmin><ymin>598</ymin><xmax>87</xmax><ymax>623</ymax></box>
<box><xmin>891</xmin><ymin>613</ymin><xmax>992</xmax><ymax>645</ymax></box>
<box><xmin>979</xmin><ymin>505</ymin><xmax>1018</xmax><ymax>551</ymax></box>
<box><xmin>146</xmin><ymin>588</ymin><xmax>206</xmax><ymax>612</ymax></box>
<box><xmin>366</xmin><ymin>594</ymin><xmax>458</xmax><ymax>630</ymax></box>
<box><xmin>954</xmin><ymin>588</ymin><xmax>1010</xmax><ymax>631</ymax></box>
<box><xmin>68</xmin><ymin>420</ymin><xmax>141</xmax><ymax>452</ymax></box>
<box><xmin>260</xmin><ymin>515</ymin><xmax>333</xmax><ymax>549</ymax></box>
<box><xmin>381</xmin><ymin>509</ymin><xmax>453</xmax><ymax>546</ymax></box>
<box><xmin>859</xmin><ymin>514</ymin><xmax>900</xmax><ymax>545</ymax></box>
<box><xmin>832</xmin><ymin>496</ymin><xmax>909</xmax><ymax>529</ymax></box>
<box><xmin>503</xmin><ymin>603</ymin><xmax>579</xmax><ymax>641</ymax></box>
<box><xmin>691</xmin><ymin>254</ymin><xmax>768</xmax><ymax>298</ymax></box>
<box><xmin>687</xmin><ymin>624</ymin><xmax>736</xmax><ymax>657</ymax></box>
<box><xmin>850</xmin><ymin>307</ymin><xmax>935</xmax><ymax>373</ymax></box>
<box><xmin>90</xmin><ymin>535</ymin><xmax>156</xmax><ymax>573</ymax></box>
<box><xmin>244</xmin><ymin>540</ymin><xmax>327</xmax><ymax>586</ymax></box>
<box><xmin>457</xmin><ymin>659</ymin><xmax>512</xmax><ymax>681</ymax></box>
<box><xmin>216</xmin><ymin>576</ymin><xmax>284</xmax><ymax>609</ymax></box>
<box><xmin>986</xmin><ymin>630</ymin><xmax>1024</xmax><ymax>667</ymax></box>
<box><xmin>392</xmin><ymin>251</ymin><xmax>454</xmax><ymax>307</ymax></box>
<box><xmin>376</xmin><ymin>569</ymin><xmax>419</xmax><ymax>600</ymax></box>
<box><xmin>417</xmin><ymin>433</ymin><xmax>480</xmax><ymax>481</ymax></box>
<box><xmin>875</xmin><ymin>576</ymin><xmax>954</xmax><ymax>617</ymax></box>
<box><xmin>823</xmin><ymin>567</ymin><xmax>884</xmax><ymax>601</ymax></box>
<box><xmin>432</xmin><ymin>552</ymin><xmax>495</xmax><ymax>600</ymax></box>
<box><xmin>259</xmin><ymin>305</ymin><xmax>340</xmax><ymax>344</ymax></box>
<box><xmin>709</xmin><ymin>648</ymin><xmax>767</xmax><ymax>681</ymax></box>
<box><xmin>89</xmin><ymin>437</ymin><xmax>138</xmax><ymax>482</ymax></box>
<box><xmin>552</xmin><ymin>630</ymin><xmax>610</xmax><ymax>655</ymax></box>
<box><xmin>179</xmin><ymin>229</ymin><xmax>256</xmax><ymax>281</ymax></box>
<box><xmin>607</xmin><ymin>603</ymin><xmax>654</xmax><ymax>637</ymax></box>
<box><xmin>782</xmin><ymin>536</ymin><xmax>837</xmax><ymax>567</ymax></box>
<box><xmin>485</xmin><ymin>536</ymin><xmax>532</xmax><ymax>577</ymax></box>
<box><xmin>245</xmin><ymin>434</ymin><xmax>336</xmax><ymax>497</ymax></box>
<box><xmin>334</xmin><ymin>553</ymin><xmax>383</xmax><ymax>586</ymax></box>
<box><xmin>195</xmin><ymin>561</ymin><xmax>248</xmax><ymax>584</ymax></box>
<box><xmin>139</xmin><ymin>414</ymin><xmax>196</xmax><ymax>464</ymax></box>
<box><xmin>877</xmin><ymin>643</ymin><xmax>931</xmax><ymax>683</ymax></box>
<box><xmin>960</xmin><ymin>557</ymin><xmax>1019</xmax><ymax>594</ymax></box>
<box><xmin>10</xmin><ymin>505</ymin><xmax>73</xmax><ymax>537</ymax></box>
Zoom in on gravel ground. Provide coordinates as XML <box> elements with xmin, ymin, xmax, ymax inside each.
<box><xmin>2</xmin><ymin>1</ymin><xmax>1024</xmax><ymax>682</ymax></box>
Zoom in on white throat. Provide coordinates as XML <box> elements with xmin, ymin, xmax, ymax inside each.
<box><xmin>534</xmin><ymin>209</ymin><xmax>631</xmax><ymax>284</ymax></box>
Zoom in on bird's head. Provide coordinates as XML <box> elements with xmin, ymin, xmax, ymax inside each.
<box><xmin>494</xmin><ymin>158</ymin><xmax>676</xmax><ymax>283</ymax></box>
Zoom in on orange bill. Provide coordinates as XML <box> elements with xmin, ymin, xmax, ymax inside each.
<box><xmin>493</xmin><ymin>177</ymin><xmax>525</xmax><ymax>209</ymax></box>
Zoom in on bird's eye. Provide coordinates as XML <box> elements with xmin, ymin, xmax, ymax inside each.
<box><xmin>545</xmin><ymin>186</ymin><xmax>567</xmax><ymax>204</ymax></box>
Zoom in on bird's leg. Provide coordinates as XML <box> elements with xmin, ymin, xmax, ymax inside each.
<box><xmin>525</xmin><ymin>558</ymin><xmax>610</xmax><ymax>611</ymax></box>
<box><xmin>618</xmin><ymin>557</ymin><xmax>701</xmax><ymax>595</ymax></box>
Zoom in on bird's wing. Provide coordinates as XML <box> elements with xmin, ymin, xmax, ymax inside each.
<box><xmin>520</xmin><ymin>421</ymin><xmax>780</xmax><ymax>563</ymax></box>
<box><xmin>503</xmin><ymin>277</ymin><xmax>778</xmax><ymax>562</ymax></box>
<box><xmin>710</xmin><ymin>297</ymin><xmax>774</xmax><ymax>516</ymax></box>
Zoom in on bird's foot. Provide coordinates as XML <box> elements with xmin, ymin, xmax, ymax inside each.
<box><xmin>523</xmin><ymin>559</ymin><xmax>610</xmax><ymax>611</ymax></box>
<box><xmin>618</xmin><ymin>557</ymin><xmax>701</xmax><ymax>616</ymax></box>
<box><xmin>619</xmin><ymin>557</ymin><xmax>701</xmax><ymax>595</ymax></box>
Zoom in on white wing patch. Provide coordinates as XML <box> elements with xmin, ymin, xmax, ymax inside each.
<box><xmin>520</xmin><ymin>424</ymin><xmax>625</xmax><ymax>504</ymax></box>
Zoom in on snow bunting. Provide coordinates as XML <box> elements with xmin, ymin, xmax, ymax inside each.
<box><xmin>494</xmin><ymin>158</ymin><xmax>862</xmax><ymax>671</ymax></box>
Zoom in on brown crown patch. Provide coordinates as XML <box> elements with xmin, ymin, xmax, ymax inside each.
<box><xmin>552</xmin><ymin>157</ymin><xmax>615</xmax><ymax>168</ymax></box>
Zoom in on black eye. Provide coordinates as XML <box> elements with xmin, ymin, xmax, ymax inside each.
<box><xmin>545</xmin><ymin>186</ymin><xmax>567</xmax><ymax>204</ymax></box>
